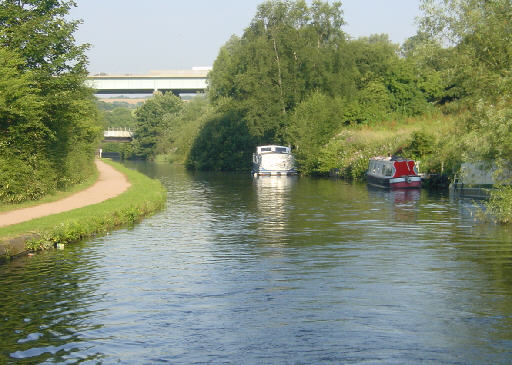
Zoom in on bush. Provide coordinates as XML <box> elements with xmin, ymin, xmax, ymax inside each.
<box><xmin>186</xmin><ymin>110</ymin><xmax>256</xmax><ymax>171</ymax></box>
<box><xmin>0</xmin><ymin>154</ymin><xmax>56</xmax><ymax>203</ymax></box>
<box><xmin>485</xmin><ymin>186</ymin><xmax>512</xmax><ymax>224</ymax></box>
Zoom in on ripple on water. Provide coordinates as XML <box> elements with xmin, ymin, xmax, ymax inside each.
<box><xmin>2</xmin><ymin>165</ymin><xmax>512</xmax><ymax>363</ymax></box>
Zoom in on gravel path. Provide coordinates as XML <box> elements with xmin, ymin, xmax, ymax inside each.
<box><xmin>0</xmin><ymin>160</ymin><xmax>131</xmax><ymax>228</ymax></box>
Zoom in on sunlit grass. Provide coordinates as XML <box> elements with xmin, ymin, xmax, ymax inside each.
<box><xmin>0</xmin><ymin>160</ymin><xmax>166</xmax><ymax>249</ymax></box>
<box><xmin>318</xmin><ymin>112</ymin><xmax>459</xmax><ymax>179</ymax></box>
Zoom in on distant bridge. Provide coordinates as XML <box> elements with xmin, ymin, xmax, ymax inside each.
<box><xmin>87</xmin><ymin>69</ymin><xmax>209</xmax><ymax>95</ymax></box>
<box><xmin>103</xmin><ymin>128</ymin><xmax>134</xmax><ymax>143</ymax></box>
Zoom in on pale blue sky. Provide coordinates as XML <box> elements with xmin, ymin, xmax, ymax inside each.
<box><xmin>70</xmin><ymin>0</ymin><xmax>421</xmax><ymax>74</ymax></box>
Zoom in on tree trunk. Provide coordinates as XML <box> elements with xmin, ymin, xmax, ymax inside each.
<box><xmin>271</xmin><ymin>35</ymin><xmax>286</xmax><ymax>115</ymax></box>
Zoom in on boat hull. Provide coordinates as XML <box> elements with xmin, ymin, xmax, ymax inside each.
<box><xmin>253</xmin><ymin>168</ymin><xmax>297</xmax><ymax>176</ymax></box>
<box><xmin>367</xmin><ymin>174</ymin><xmax>421</xmax><ymax>189</ymax></box>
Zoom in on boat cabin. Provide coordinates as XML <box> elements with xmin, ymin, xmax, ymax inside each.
<box><xmin>367</xmin><ymin>156</ymin><xmax>421</xmax><ymax>189</ymax></box>
<box><xmin>256</xmin><ymin>145</ymin><xmax>291</xmax><ymax>154</ymax></box>
<box><xmin>252</xmin><ymin>145</ymin><xmax>296</xmax><ymax>176</ymax></box>
<box><xmin>368</xmin><ymin>157</ymin><xmax>418</xmax><ymax>179</ymax></box>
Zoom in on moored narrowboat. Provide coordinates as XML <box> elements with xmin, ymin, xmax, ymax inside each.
<box><xmin>367</xmin><ymin>156</ymin><xmax>421</xmax><ymax>189</ymax></box>
<box><xmin>252</xmin><ymin>145</ymin><xmax>297</xmax><ymax>176</ymax></box>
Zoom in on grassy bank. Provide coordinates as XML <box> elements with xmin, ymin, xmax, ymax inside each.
<box><xmin>0</xmin><ymin>160</ymin><xmax>166</xmax><ymax>255</ymax></box>
<box><xmin>0</xmin><ymin>166</ymin><xmax>100</xmax><ymax>214</ymax></box>
<box><xmin>312</xmin><ymin>112</ymin><xmax>459</xmax><ymax>183</ymax></box>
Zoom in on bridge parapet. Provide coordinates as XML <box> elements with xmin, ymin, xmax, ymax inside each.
<box><xmin>87</xmin><ymin>69</ymin><xmax>209</xmax><ymax>95</ymax></box>
<box><xmin>103</xmin><ymin>128</ymin><xmax>134</xmax><ymax>142</ymax></box>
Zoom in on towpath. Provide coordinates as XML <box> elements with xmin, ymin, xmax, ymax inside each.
<box><xmin>0</xmin><ymin>160</ymin><xmax>131</xmax><ymax>228</ymax></box>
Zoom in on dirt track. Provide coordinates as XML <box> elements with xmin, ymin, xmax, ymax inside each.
<box><xmin>0</xmin><ymin>160</ymin><xmax>131</xmax><ymax>228</ymax></box>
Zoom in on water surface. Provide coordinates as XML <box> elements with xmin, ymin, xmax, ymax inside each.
<box><xmin>2</xmin><ymin>163</ymin><xmax>512</xmax><ymax>364</ymax></box>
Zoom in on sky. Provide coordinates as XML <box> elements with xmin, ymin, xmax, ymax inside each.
<box><xmin>69</xmin><ymin>0</ymin><xmax>422</xmax><ymax>75</ymax></box>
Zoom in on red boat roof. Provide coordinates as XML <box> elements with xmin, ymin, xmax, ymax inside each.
<box><xmin>393</xmin><ymin>160</ymin><xmax>417</xmax><ymax>178</ymax></box>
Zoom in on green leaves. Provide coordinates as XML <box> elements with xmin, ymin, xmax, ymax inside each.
<box><xmin>419</xmin><ymin>0</ymin><xmax>512</xmax><ymax>100</ymax></box>
<box><xmin>209</xmin><ymin>0</ymin><xmax>349</xmax><ymax>143</ymax></box>
<box><xmin>0</xmin><ymin>0</ymin><xmax>101</xmax><ymax>202</ymax></box>
<box><xmin>132</xmin><ymin>93</ymin><xmax>184</xmax><ymax>160</ymax></box>
<box><xmin>0</xmin><ymin>47</ymin><xmax>44</xmax><ymax>135</ymax></box>
<box><xmin>186</xmin><ymin>109</ymin><xmax>256</xmax><ymax>171</ymax></box>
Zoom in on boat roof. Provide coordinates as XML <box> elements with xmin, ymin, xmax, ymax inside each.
<box><xmin>257</xmin><ymin>145</ymin><xmax>289</xmax><ymax>149</ymax></box>
<box><xmin>370</xmin><ymin>155</ymin><xmax>414</xmax><ymax>162</ymax></box>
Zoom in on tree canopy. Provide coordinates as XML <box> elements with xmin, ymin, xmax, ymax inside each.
<box><xmin>0</xmin><ymin>0</ymin><xmax>101</xmax><ymax>203</ymax></box>
<box><xmin>419</xmin><ymin>0</ymin><xmax>512</xmax><ymax>99</ymax></box>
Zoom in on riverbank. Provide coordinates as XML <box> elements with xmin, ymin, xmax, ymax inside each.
<box><xmin>0</xmin><ymin>160</ymin><xmax>166</xmax><ymax>261</ymax></box>
<box><xmin>0</xmin><ymin>160</ymin><xmax>131</xmax><ymax>227</ymax></box>
<box><xmin>312</xmin><ymin>113</ymin><xmax>459</xmax><ymax>184</ymax></box>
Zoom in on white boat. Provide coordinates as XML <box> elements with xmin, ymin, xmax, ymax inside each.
<box><xmin>367</xmin><ymin>156</ymin><xmax>421</xmax><ymax>189</ymax></box>
<box><xmin>252</xmin><ymin>145</ymin><xmax>296</xmax><ymax>176</ymax></box>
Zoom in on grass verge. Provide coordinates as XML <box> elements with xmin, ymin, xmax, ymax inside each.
<box><xmin>0</xmin><ymin>166</ymin><xmax>100</xmax><ymax>213</ymax></box>
<box><xmin>314</xmin><ymin>113</ymin><xmax>459</xmax><ymax>181</ymax></box>
<box><xmin>0</xmin><ymin>159</ymin><xmax>166</xmax><ymax>254</ymax></box>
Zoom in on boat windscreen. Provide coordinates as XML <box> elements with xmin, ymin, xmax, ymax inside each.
<box><xmin>275</xmin><ymin>147</ymin><xmax>288</xmax><ymax>153</ymax></box>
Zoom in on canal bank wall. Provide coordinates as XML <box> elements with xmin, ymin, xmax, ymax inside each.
<box><xmin>0</xmin><ymin>234</ymin><xmax>39</xmax><ymax>261</ymax></box>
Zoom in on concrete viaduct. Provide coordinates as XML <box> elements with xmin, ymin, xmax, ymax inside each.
<box><xmin>86</xmin><ymin>69</ymin><xmax>209</xmax><ymax>95</ymax></box>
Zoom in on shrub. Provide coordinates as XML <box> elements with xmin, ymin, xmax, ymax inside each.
<box><xmin>0</xmin><ymin>154</ymin><xmax>56</xmax><ymax>203</ymax></box>
<box><xmin>485</xmin><ymin>186</ymin><xmax>512</xmax><ymax>224</ymax></box>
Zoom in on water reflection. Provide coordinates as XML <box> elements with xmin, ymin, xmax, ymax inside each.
<box><xmin>253</xmin><ymin>176</ymin><xmax>296</xmax><ymax>242</ymax></box>
<box><xmin>389</xmin><ymin>188</ymin><xmax>421</xmax><ymax>223</ymax></box>
<box><xmin>390</xmin><ymin>188</ymin><xmax>421</xmax><ymax>204</ymax></box>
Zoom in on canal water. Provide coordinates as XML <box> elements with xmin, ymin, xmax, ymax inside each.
<box><xmin>2</xmin><ymin>163</ymin><xmax>512</xmax><ymax>364</ymax></box>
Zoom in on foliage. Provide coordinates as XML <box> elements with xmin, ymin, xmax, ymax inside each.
<box><xmin>132</xmin><ymin>93</ymin><xmax>183</xmax><ymax>160</ymax></box>
<box><xmin>0</xmin><ymin>0</ymin><xmax>102</xmax><ymax>203</ymax></box>
<box><xmin>457</xmin><ymin>100</ymin><xmax>512</xmax><ymax>164</ymax></box>
<box><xmin>311</xmin><ymin>114</ymin><xmax>459</xmax><ymax>179</ymax></box>
<box><xmin>186</xmin><ymin>110</ymin><xmax>256</xmax><ymax>171</ymax></box>
<box><xmin>208</xmin><ymin>0</ymin><xmax>351</xmax><ymax>143</ymax></box>
<box><xmin>96</xmin><ymin>100</ymin><xmax>138</xmax><ymax>131</ymax></box>
<box><xmin>485</xmin><ymin>186</ymin><xmax>512</xmax><ymax>224</ymax></box>
<box><xmin>0</xmin><ymin>46</ymin><xmax>53</xmax><ymax>202</ymax></box>
<box><xmin>317</xmin><ymin>126</ymin><xmax>411</xmax><ymax>179</ymax></box>
<box><xmin>163</xmin><ymin>96</ymin><xmax>213</xmax><ymax>164</ymax></box>
<box><xmin>101</xmin><ymin>106</ymin><xmax>136</xmax><ymax>129</ymax></box>
<box><xmin>287</xmin><ymin>91</ymin><xmax>349</xmax><ymax>174</ymax></box>
<box><xmin>419</xmin><ymin>0</ymin><xmax>512</xmax><ymax>100</ymax></box>
<box><xmin>96</xmin><ymin>100</ymin><xmax>142</xmax><ymax>111</ymax></box>
<box><xmin>0</xmin><ymin>165</ymin><xmax>98</xmax><ymax>213</ymax></box>
<box><xmin>189</xmin><ymin>0</ymin><xmax>435</xmax><ymax>173</ymax></box>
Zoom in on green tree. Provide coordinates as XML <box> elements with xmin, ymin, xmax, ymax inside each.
<box><xmin>0</xmin><ymin>46</ymin><xmax>54</xmax><ymax>202</ymax></box>
<box><xmin>287</xmin><ymin>91</ymin><xmax>349</xmax><ymax>174</ymax></box>
<box><xmin>186</xmin><ymin>110</ymin><xmax>256</xmax><ymax>171</ymax></box>
<box><xmin>132</xmin><ymin>93</ymin><xmax>183</xmax><ymax>159</ymax></box>
<box><xmin>419</xmin><ymin>0</ymin><xmax>512</xmax><ymax>99</ymax></box>
<box><xmin>202</xmin><ymin>1</ymin><xmax>434</xmax><ymax>173</ymax></box>
<box><xmin>102</xmin><ymin>107</ymin><xmax>136</xmax><ymax>129</ymax></box>
<box><xmin>402</xmin><ymin>33</ymin><xmax>457</xmax><ymax>104</ymax></box>
<box><xmin>0</xmin><ymin>46</ymin><xmax>44</xmax><ymax>148</ymax></box>
<box><xmin>208</xmin><ymin>0</ymin><xmax>350</xmax><ymax>143</ymax></box>
<box><xmin>0</xmin><ymin>0</ymin><xmax>101</xmax><ymax>201</ymax></box>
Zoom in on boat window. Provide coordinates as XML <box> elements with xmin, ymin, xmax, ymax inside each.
<box><xmin>260</xmin><ymin>147</ymin><xmax>272</xmax><ymax>152</ymax></box>
<box><xmin>384</xmin><ymin>166</ymin><xmax>393</xmax><ymax>176</ymax></box>
<box><xmin>275</xmin><ymin>147</ymin><xmax>288</xmax><ymax>153</ymax></box>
